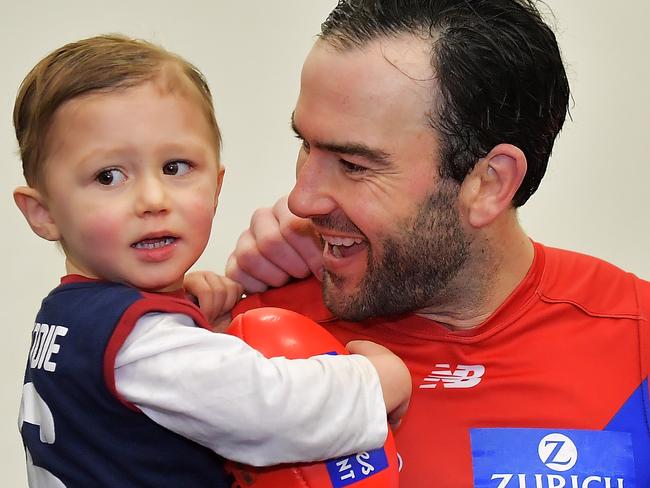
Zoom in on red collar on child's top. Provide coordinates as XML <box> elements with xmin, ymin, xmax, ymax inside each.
<box><xmin>59</xmin><ymin>274</ymin><xmax>188</xmax><ymax>300</ymax></box>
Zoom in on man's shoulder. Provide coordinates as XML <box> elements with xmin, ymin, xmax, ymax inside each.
<box><xmin>232</xmin><ymin>277</ymin><xmax>335</xmax><ymax>323</ymax></box>
<box><xmin>539</xmin><ymin>244</ymin><xmax>649</xmax><ymax>318</ymax></box>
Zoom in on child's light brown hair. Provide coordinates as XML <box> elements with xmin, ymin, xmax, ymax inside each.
<box><xmin>14</xmin><ymin>34</ymin><xmax>221</xmax><ymax>190</ymax></box>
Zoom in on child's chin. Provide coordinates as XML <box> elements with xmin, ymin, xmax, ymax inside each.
<box><xmin>129</xmin><ymin>278</ymin><xmax>181</xmax><ymax>293</ymax></box>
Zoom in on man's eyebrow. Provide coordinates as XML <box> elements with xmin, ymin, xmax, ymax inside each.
<box><xmin>290</xmin><ymin>113</ymin><xmax>391</xmax><ymax>165</ymax></box>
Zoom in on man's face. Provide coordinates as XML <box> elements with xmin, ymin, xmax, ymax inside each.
<box><xmin>289</xmin><ymin>36</ymin><xmax>471</xmax><ymax>320</ymax></box>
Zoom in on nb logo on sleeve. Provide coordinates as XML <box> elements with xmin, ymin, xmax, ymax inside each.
<box><xmin>325</xmin><ymin>448</ymin><xmax>389</xmax><ymax>487</ymax></box>
<box><xmin>419</xmin><ymin>364</ymin><xmax>485</xmax><ymax>389</ymax></box>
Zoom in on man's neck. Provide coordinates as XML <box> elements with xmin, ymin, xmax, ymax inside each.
<box><xmin>414</xmin><ymin>222</ymin><xmax>534</xmax><ymax>331</ymax></box>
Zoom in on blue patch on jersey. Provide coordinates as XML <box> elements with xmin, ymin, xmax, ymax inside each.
<box><xmin>470</xmin><ymin>428</ymin><xmax>635</xmax><ymax>488</ymax></box>
<box><xmin>605</xmin><ymin>379</ymin><xmax>650</xmax><ymax>485</ymax></box>
<box><xmin>325</xmin><ymin>448</ymin><xmax>389</xmax><ymax>487</ymax></box>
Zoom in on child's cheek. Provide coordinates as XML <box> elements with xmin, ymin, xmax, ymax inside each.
<box><xmin>77</xmin><ymin>209</ymin><xmax>124</xmax><ymax>249</ymax></box>
<box><xmin>184</xmin><ymin>197</ymin><xmax>217</xmax><ymax>242</ymax></box>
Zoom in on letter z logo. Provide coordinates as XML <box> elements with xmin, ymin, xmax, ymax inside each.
<box><xmin>419</xmin><ymin>364</ymin><xmax>485</xmax><ymax>389</ymax></box>
<box><xmin>538</xmin><ymin>433</ymin><xmax>578</xmax><ymax>471</ymax></box>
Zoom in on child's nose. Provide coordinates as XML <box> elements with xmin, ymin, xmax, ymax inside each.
<box><xmin>134</xmin><ymin>176</ymin><xmax>169</xmax><ymax>216</ymax></box>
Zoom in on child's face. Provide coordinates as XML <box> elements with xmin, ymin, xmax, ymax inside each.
<box><xmin>38</xmin><ymin>80</ymin><xmax>223</xmax><ymax>292</ymax></box>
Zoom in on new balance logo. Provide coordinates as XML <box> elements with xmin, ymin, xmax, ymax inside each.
<box><xmin>419</xmin><ymin>364</ymin><xmax>485</xmax><ymax>389</ymax></box>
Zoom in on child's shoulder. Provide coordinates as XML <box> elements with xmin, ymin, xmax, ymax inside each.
<box><xmin>40</xmin><ymin>276</ymin><xmax>210</xmax><ymax>334</ymax></box>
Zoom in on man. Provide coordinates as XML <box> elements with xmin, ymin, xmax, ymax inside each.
<box><xmin>216</xmin><ymin>1</ymin><xmax>649</xmax><ymax>486</ymax></box>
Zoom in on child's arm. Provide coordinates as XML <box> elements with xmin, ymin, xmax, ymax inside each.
<box><xmin>347</xmin><ymin>340</ymin><xmax>410</xmax><ymax>430</ymax></box>
<box><xmin>113</xmin><ymin>311</ymin><xmax>409</xmax><ymax>466</ymax></box>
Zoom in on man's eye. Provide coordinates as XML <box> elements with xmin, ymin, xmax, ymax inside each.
<box><xmin>163</xmin><ymin>160</ymin><xmax>192</xmax><ymax>176</ymax></box>
<box><xmin>340</xmin><ymin>159</ymin><xmax>366</xmax><ymax>173</ymax></box>
<box><xmin>96</xmin><ymin>168</ymin><xmax>126</xmax><ymax>186</ymax></box>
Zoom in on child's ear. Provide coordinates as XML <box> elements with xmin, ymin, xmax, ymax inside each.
<box><xmin>213</xmin><ymin>165</ymin><xmax>226</xmax><ymax>213</ymax></box>
<box><xmin>13</xmin><ymin>186</ymin><xmax>61</xmax><ymax>241</ymax></box>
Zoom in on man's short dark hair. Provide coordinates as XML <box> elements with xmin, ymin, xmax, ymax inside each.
<box><xmin>321</xmin><ymin>0</ymin><xmax>570</xmax><ymax>207</ymax></box>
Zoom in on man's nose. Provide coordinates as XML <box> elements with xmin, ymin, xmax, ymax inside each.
<box><xmin>288</xmin><ymin>152</ymin><xmax>336</xmax><ymax>219</ymax></box>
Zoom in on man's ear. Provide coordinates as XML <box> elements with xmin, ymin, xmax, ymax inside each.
<box><xmin>213</xmin><ymin>165</ymin><xmax>226</xmax><ymax>213</ymax></box>
<box><xmin>13</xmin><ymin>186</ymin><xmax>61</xmax><ymax>241</ymax></box>
<box><xmin>459</xmin><ymin>144</ymin><xmax>527</xmax><ymax>228</ymax></box>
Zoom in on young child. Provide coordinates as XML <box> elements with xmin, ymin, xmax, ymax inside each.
<box><xmin>13</xmin><ymin>35</ymin><xmax>410</xmax><ymax>487</ymax></box>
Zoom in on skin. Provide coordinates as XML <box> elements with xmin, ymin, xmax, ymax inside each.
<box><xmin>287</xmin><ymin>36</ymin><xmax>535</xmax><ymax>329</ymax></box>
<box><xmin>14</xmin><ymin>77</ymin><xmax>224</xmax><ymax>293</ymax></box>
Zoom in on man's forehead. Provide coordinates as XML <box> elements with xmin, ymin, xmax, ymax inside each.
<box><xmin>299</xmin><ymin>36</ymin><xmax>437</xmax><ymax>123</ymax></box>
<box><xmin>374</xmin><ymin>35</ymin><xmax>435</xmax><ymax>83</ymax></box>
<box><xmin>311</xmin><ymin>34</ymin><xmax>435</xmax><ymax>85</ymax></box>
<box><xmin>296</xmin><ymin>36</ymin><xmax>436</xmax><ymax>139</ymax></box>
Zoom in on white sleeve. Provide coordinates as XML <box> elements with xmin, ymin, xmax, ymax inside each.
<box><xmin>114</xmin><ymin>312</ymin><xmax>388</xmax><ymax>466</ymax></box>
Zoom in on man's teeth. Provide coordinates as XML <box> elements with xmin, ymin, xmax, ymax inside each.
<box><xmin>331</xmin><ymin>243</ymin><xmax>342</xmax><ymax>258</ymax></box>
<box><xmin>325</xmin><ymin>236</ymin><xmax>363</xmax><ymax>246</ymax></box>
<box><xmin>323</xmin><ymin>236</ymin><xmax>363</xmax><ymax>258</ymax></box>
<box><xmin>133</xmin><ymin>237</ymin><xmax>175</xmax><ymax>249</ymax></box>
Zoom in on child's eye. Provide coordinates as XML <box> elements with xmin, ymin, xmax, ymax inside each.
<box><xmin>163</xmin><ymin>160</ymin><xmax>192</xmax><ymax>176</ymax></box>
<box><xmin>96</xmin><ymin>168</ymin><xmax>126</xmax><ymax>186</ymax></box>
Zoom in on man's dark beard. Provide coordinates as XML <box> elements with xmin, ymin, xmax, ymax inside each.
<box><xmin>322</xmin><ymin>179</ymin><xmax>470</xmax><ymax>321</ymax></box>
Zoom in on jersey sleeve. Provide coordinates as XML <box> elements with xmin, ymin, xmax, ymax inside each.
<box><xmin>637</xmin><ymin>278</ymin><xmax>650</xmax><ymax>413</ymax></box>
<box><xmin>113</xmin><ymin>312</ymin><xmax>388</xmax><ymax>466</ymax></box>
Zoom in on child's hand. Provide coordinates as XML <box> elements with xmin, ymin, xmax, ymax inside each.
<box><xmin>346</xmin><ymin>340</ymin><xmax>411</xmax><ymax>430</ymax></box>
<box><xmin>183</xmin><ymin>271</ymin><xmax>244</xmax><ymax>331</ymax></box>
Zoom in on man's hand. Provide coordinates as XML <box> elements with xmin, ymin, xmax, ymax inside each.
<box><xmin>225</xmin><ymin>196</ymin><xmax>323</xmax><ymax>293</ymax></box>
<box><xmin>183</xmin><ymin>272</ymin><xmax>243</xmax><ymax>331</ymax></box>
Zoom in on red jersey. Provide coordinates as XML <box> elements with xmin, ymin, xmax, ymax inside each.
<box><xmin>233</xmin><ymin>242</ymin><xmax>650</xmax><ymax>487</ymax></box>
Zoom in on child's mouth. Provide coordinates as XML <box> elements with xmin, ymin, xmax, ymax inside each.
<box><xmin>132</xmin><ymin>237</ymin><xmax>177</xmax><ymax>249</ymax></box>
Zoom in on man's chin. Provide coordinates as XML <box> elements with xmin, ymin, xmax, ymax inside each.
<box><xmin>322</xmin><ymin>273</ymin><xmax>352</xmax><ymax>315</ymax></box>
<box><xmin>322</xmin><ymin>283</ymin><xmax>370</xmax><ymax>322</ymax></box>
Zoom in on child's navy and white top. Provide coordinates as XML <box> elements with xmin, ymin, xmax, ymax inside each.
<box><xmin>20</xmin><ymin>276</ymin><xmax>386</xmax><ymax>487</ymax></box>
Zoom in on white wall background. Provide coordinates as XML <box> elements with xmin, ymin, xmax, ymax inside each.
<box><xmin>1</xmin><ymin>0</ymin><xmax>648</xmax><ymax>483</ymax></box>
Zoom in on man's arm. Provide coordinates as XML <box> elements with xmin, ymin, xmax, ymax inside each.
<box><xmin>225</xmin><ymin>196</ymin><xmax>323</xmax><ymax>293</ymax></box>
